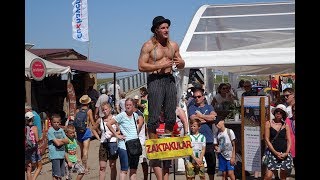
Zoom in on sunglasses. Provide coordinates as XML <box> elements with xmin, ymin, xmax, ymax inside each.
<box><xmin>194</xmin><ymin>95</ymin><xmax>202</xmax><ymax>99</ymax></box>
<box><xmin>283</xmin><ymin>94</ymin><xmax>292</xmax><ymax>98</ymax></box>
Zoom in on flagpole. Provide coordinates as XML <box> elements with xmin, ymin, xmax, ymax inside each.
<box><xmin>87</xmin><ymin>41</ymin><xmax>90</xmax><ymax>60</ymax></box>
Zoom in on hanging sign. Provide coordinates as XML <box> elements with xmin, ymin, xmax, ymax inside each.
<box><xmin>30</xmin><ymin>58</ymin><xmax>46</xmax><ymax>81</ymax></box>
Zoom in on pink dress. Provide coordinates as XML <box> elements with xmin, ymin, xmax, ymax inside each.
<box><xmin>285</xmin><ymin>118</ymin><xmax>295</xmax><ymax>157</ymax></box>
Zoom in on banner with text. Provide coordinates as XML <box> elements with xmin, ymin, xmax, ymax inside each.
<box><xmin>145</xmin><ymin>136</ymin><xmax>193</xmax><ymax>160</ymax></box>
<box><xmin>72</xmin><ymin>0</ymin><xmax>89</xmax><ymax>42</ymax></box>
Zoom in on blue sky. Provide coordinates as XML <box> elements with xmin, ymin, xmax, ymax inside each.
<box><xmin>25</xmin><ymin>0</ymin><xmax>286</xmax><ymax>78</ymax></box>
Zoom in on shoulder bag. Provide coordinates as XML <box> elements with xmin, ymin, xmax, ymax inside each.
<box><xmin>125</xmin><ymin>113</ymin><xmax>142</xmax><ymax>157</ymax></box>
<box><xmin>101</xmin><ymin>118</ymin><xmax>118</xmax><ymax>156</ymax></box>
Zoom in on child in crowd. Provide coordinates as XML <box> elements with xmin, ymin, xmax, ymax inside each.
<box><xmin>214</xmin><ymin>116</ymin><xmax>236</xmax><ymax>180</ymax></box>
<box><xmin>185</xmin><ymin>119</ymin><xmax>206</xmax><ymax>180</ymax></box>
<box><xmin>48</xmin><ymin>114</ymin><xmax>69</xmax><ymax>180</ymax></box>
<box><xmin>25</xmin><ymin>112</ymin><xmax>43</xmax><ymax>180</ymax></box>
<box><xmin>64</xmin><ymin>124</ymin><xmax>85</xmax><ymax>180</ymax></box>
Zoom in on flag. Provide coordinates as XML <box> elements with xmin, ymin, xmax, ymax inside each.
<box><xmin>72</xmin><ymin>0</ymin><xmax>89</xmax><ymax>42</ymax></box>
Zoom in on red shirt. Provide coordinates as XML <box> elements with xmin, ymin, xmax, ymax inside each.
<box><xmin>271</xmin><ymin>79</ymin><xmax>278</xmax><ymax>89</ymax></box>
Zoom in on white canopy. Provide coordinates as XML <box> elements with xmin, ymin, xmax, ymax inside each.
<box><xmin>180</xmin><ymin>1</ymin><xmax>295</xmax><ymax>75</ymax></box>
<box><xmin>176</xmin><ymin>1</ymin><xmax>295</xmax><ymax>103</ymax></box>
<box><xmin>25</xmin><ymin>49</ymin><xmax>71</xmax><ymax>78</ymax></box>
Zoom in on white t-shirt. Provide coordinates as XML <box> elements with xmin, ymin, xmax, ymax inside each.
<box><xmin>214</xmin><ymin>93</ymin><xmax>234</xmax><ymax>105</ymax></box>
<box><xmin>99</xmin><ymin>116</ymin><xmax>117</xmax><ymax>143</ymax></box>
<box><xmin>119</xmin><ymin>98</ymin><xmax>126</xmax><ymax>112</ymax></box>
<box><xmin>235</xmin><ymin>87</ymin><xmax>245</xmax><ymax>100</ymax></box>
<box><xmin>216</xmin><ymin>128</ymin><xmax>236</xmax><ymax>160</ymax></box>
<box><xmin>138</xmin><ymin>122</ymin><xmax>146</xmax><ymax>146</ymax></box>
<box><xmin>95</xmin><ymin>94</ymin><xmax>109</xmax><ymax>117</ymax></box>
<box><xmin>286</xmin><ymin>105</ymin><xmax>293</xmax><ymax>118</ymax></box>
<box><xmin>108</xmin><ymin>83</ymin><xmax>121</xmax><ymax>99</ymax></box>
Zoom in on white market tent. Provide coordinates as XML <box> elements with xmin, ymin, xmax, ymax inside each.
<box><xmin>25</xmin><ymin>49</ymin><xmax>71</xmax><ymax>78</ymax></box>
<box><xmin>177</xmin><ymin>1</ymin><xmax>295</xmax><ymax>98</ymax></box>
<box><xmin>25</xmin><ymin>48</ymin><xmax>71</xmax><ymax>106</ymax></box>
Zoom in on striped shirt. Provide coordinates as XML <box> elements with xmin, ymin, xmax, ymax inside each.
<box><xmin>114</xmin><ymin>112</ymin><xmax>139</xmax><ymax>150</ymax></box>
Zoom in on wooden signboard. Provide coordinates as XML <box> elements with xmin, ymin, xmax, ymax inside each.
<box><xmin>241</xmin><ymin>96</ymin><xmax>270</xmax><ymax>179</ymax></box>
<box><xmin>145</xmin><ymin>136</ymin><xmax>193</xmax><ymax>160</ymax></box>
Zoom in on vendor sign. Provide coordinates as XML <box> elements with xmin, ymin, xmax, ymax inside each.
<box><xmin>30</xmin><ymin>58</ymin><xmax>46</xmax><ymax>81</ymax></box>
<box><xmin>145</xmin><ymin>136</ymin><xmax>193</xmax><ymax>160</ymax></box>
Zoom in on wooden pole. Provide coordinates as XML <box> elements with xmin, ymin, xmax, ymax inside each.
<box><xmin>241</xmin><ymin>96</ymin><xmax>245</xmax><ymax>180</ymax></box>
<box><xmin>113</xmin><ymin>72</ymin><xmax>116</xmax><ymax>110</ymax></box>
<box><xmin>25</xmin><ymin>78</ymin><xmax>32</xmax><ymax>105</ymax></box>
<box><xmin>260</xmin><ymin>96</ymin><xmax>270</xmax><ymax>178</ymax></box>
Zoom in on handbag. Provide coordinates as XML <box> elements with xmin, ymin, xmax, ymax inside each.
<box><xmin>101</xmin><ymin>118</ymin><xmax>118</xmax><ymax>156</ymax></box>
<box><xmin>262</xmin><ymin>122</ymin><xmax>284</xmax><ymax>166</ymax></box>
<box><xmin>108</xmin><ymin>142</ymin><xmax>118</xmax><ymax>156</ymax></box>
<box><xmin>125</xmin><ymin>114</ymin><xmax>142</xmax><ymax>157</ymax></box>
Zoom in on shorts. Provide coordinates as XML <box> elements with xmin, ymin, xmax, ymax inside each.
<box><xmin>99</xmin><ymin>143</ymin><xmax>118</xmax><ymax>161</ymax></box>
<box><xmin>218</xmin><ymin>153</ymin><xmax>234</xmax><ymax>172</ymax></box>
<box><xmin>185</xmin><ymin>161</ymin><xmax>205</xmax><ymax>178</ymax></box>
<box><xmin>51</xmin><ymin>159</ymin><xmax>66</xmax><ymax>178</ymax></box>
<box><xmin>76</xmin><ymin>128</ymin><xmax>92</xmax><ymax>143</ymax></box>
<box><xmin>66</xmin><ymin>161</ymin><xmax>85</xmax><ymax>176</ymax></box>
<box><xmin>149</xmin><ymin>159</ymin><xmax>172</xmax><ymax>169</ymax></box>
<box><xmin>118</xmin><ymin>148</ymin><xmax>139</xmax><ymax>171</ymax></box>
<box><xmin>25</xmin><ymin>149</ymin><xmax>41</xmax><ymax>164</ymax></box>
<box><xmin>139</xmin><ymin>145</ymin><xmax>147</xmax><ymax>164</ymax></box>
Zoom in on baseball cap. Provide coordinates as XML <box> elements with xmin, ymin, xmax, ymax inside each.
<box><xmin>25</xmin><ymin>112</ymin><xmax>34</xmax><ymax>119</ymax></box>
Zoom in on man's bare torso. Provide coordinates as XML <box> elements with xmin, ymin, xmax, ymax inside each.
<box><xmin>147</xmin><ymin>40</ymin><xmax>175</xmax><ymax>74</ymax></box>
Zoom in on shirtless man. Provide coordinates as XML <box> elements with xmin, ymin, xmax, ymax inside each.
<box><xmin>138</xmin><ymin>16</ymin><xmax>185</xmax><ymax>140</ymax></box>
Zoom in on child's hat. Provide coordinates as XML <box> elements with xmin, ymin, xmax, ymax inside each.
<box><xmin>25</xmin><ymin>112</ymin><xmax>34</xmax><ymax>120</ymax></box>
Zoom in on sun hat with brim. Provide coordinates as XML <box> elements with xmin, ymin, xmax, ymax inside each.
<box><xmin>271</xmin><ymin>104</ymin><xmax>288</xmax><ymax>116</ymax></box>
<box><xmin>79</xmin><ymin>95</ymin><xmax>91</xmax><ymax>104</ymax></box>
<box><xmin>134</xmin><ymin>95</ymin><xmax>139</xmax><ymax>100</ymax></box>
<box><xmin>151</xmin><ymin>16</ymin><xmax>171</xmax><ymax>33</ymax></box>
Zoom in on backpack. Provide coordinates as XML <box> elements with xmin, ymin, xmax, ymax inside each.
<box><xmin>73</xmin><ymin>108</ymin><xmax>89</xmax><ymax>133</ymax></box>
<box><xmin>25</xmin><ymin>126</ymin><xmax>36</xmax><ymax>151</ymax></box>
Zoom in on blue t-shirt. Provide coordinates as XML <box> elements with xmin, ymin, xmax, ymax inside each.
<box><xmin>48</xmin><ymin>127</ymin><xmax>67</xmax><ymax>160</ymax></box>
<box><xmin>114</xmin><ymin>112</ymin><xmax>139</xmax><ymax>150</ymax></box>
<box><xmin>32</xmin><ymin>111</ymin><xmax>42</xmax><ymax>138</ymax></box>
<box><xmin>188</xmin><ymin>104</ymin><xmax>215</xmax><ymax>143</ymax></box>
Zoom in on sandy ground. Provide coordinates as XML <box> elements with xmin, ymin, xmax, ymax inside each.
<box><xmin>30</xmin><ymin>138</ymin><xmax>295</xmax><ymax>180</ymax></box>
